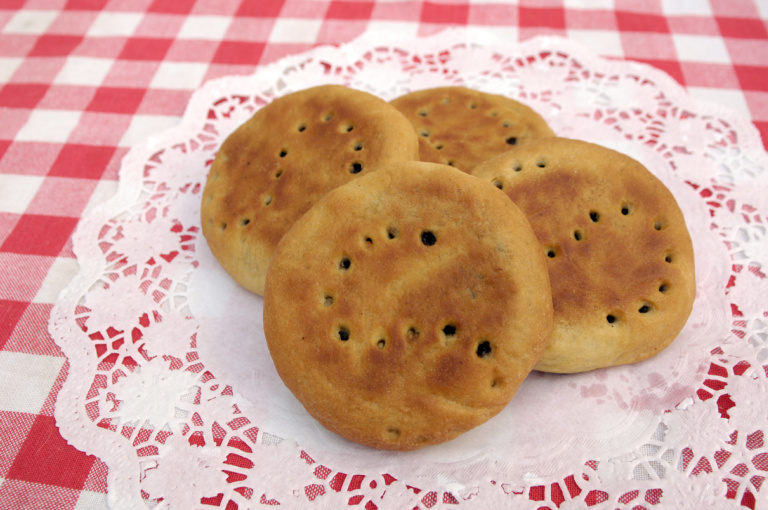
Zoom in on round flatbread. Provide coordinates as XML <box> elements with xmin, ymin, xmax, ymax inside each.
<box><xmin>472</xmin><ymin>138</ymin><xmax>696</xmax><ymax>373</ymax></box>
<box><xmin>201</xmin><ymin>85</ymin><xmax>420</xmax><ymax>295</ymax></box>
<box><xmin>263</xmin><ymin>161</ymin><xmax>553</xmax><ymax>450</ymax></box>
<box><xmin>390</xmin><ymin>86</ymin><xmax>554</xmax><ymax>172</ymax></box>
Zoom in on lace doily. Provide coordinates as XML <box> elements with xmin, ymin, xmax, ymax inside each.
<box><xmin>49</xmin><ymin>29</ymin><xmax>768</xmax><ymax>510</ymax></box>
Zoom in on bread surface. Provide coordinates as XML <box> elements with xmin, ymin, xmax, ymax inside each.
<box><xmin>390</xmin><ymin>86</ymin><xmax>554</xmax><ymax>172</ymax></box>
<box><xmin>201</xmin><ymin>84</ymin><xmax>420</xmax><ymax>295</ymax></box>
<box><xmin>263</xmin><ymin>161</ymin><xmax>553</xmax><ymax>450</ymax></box>
<box><xmin>472</xmin><ymin>138</ymin><xmax>696</xmax><ymax>373</ymax></box>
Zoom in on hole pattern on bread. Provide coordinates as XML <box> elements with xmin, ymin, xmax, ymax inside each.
<box><xmin>471</xmin><ymin>137</ymin><xmax>696</xmax><ymax>373</ymax></box>
<box><xmin>390</xmin><ymin>87</ymin><xmax>555</xmax><ymax>172</ymax></box>
<box><xmin>200</xmin><ymin>85</ymin><xmax>421</xmax><ymax>297</ymax></box>
<box><xmin>263</xmin><ymin>161</ymin><xmax>553</xmax><ymax>449</ymax></box>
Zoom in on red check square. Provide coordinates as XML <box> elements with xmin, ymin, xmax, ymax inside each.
<box><xmin>236</xmin><ymin>0</ymin><xmax>284</xmax><ymax>17</ymax></box>
<box><xmin>0</xmin><ymin>214</ymin><xmax>78</xmax><ymax>257</ymax></box>
<box><xmin>0</xmin><ymin>0</ymin><xmax>26</xmax><ymax>10</ymax></box>
<box><xmin>519</xmin><ymin>6</ymin><xmax>566</xmax><ymax>30</ymax></box>
<box><xmin>29</xmin><ymin>35</ymin><xmax>84</xmax><ymax>57</ymax></box>
<box><xmin>149</xmin><ymin>0</ymin><xmax>196</xmax><ymax>14</ymax></box>
<box><xmin>6</xmin><ymin>415</ymin><xmax>96</xmax><ymax>490</ymax></box>
<box><xmin>213</xmin><ymin>41</ymin><xmax>266</xmax><ymax>65</ymax></box>
<box><xmin>327</xmin><ymin>1</ymin><xmax>374</xmax><ymax>20</ymax></box>
<box><xmin>87</xmin><ymin>87</ymin><xmax>146</xmax><ymax>114</ymax></box>
<box><xmin>717</xmin><ymin>17</ymin><xmax>768</xmax><ymax>39</ymax></box>
<box><xmin>754</xmin><ymin>121</ymin><xmax>768</xmax><ymax>149</ymax></box>
<box><xmin>735</xmin><ymin>65</ymin><xmax>768</xmax><ymax>92</ymax></box>
<box><xmin>64</xmin><ymin>0</ymin><xmax>109</xmax><ymax>10</ymax></box>
<box><xmin>616</xmin><ymin>11</ymin><xmax>670</xmax><ymax>33</ymax></box>
<box><xmin>634</xmin><ymin>58</ymin><xmax>686</xmax><ymax>86</ymax></box>
<box><xmin>0</xmin><ymin>300</ymin><xmax>27</xmax><ymax>350</ymax></box>
<box><xmin>118</xmin><ymin>37</ymin><xmax>173</xmax><ymax>61</ymax></box>
<box><xmin>0</xmin><ymin>84</ymin><xmax>49</xmax><ymax>109</ymax></box>
<box><xmin>421</xmin><ymin>2</ymin><xmax>469</xmax><ymax>24</ymax></box>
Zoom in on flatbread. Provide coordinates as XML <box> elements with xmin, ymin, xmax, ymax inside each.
<box><xmin>263</xmin><ymin>161</ymin><xmax>553</xmax><ymax>450</ymax></box>
<box><xmin>390</xmin><ymin>86</ymin><xmax>554</xmax><ymax>172</ymax></box>
<box><xmin>472</xmin><ymin>138</ymin><xmax>696</xmax><ymax>373</ymax></box>
<box><xmin>201</xmin><ymin>85</ymin><xmax>420</xmax><ymax>295</ymax></box>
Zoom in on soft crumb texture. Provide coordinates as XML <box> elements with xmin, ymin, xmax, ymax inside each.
<box><xmin>201</xmin><ymin>84</ymin><xmax>420</xmax><ymax>296</ymax></box>
<box><xmin>263</xmin><ymin>161</ymin><xmax>553</xmax><ymax>451</ymax></box>
<box><xmin>472</xmin><ymin>137</ymin><xmax>696</xmax><ymax>374</ymax></box>
<box><xmin>390</xmin><ymin>86</ymin><xmax>554</xmax><ymax>172</ymax></box>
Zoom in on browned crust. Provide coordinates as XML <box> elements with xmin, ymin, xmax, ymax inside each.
<box><xmin>263</xmin><ymin>161</ymin><xmax>553</xmax><ymax>450</ymax></box>
<box><xmin>201</xmin><ymin>85</ymin><xmax>420</xmax><ymax>295</ymax></box>
<box><xmin>390</xmin><ymin>86</ymin><xmax>555</xmax><ymax>172</ymax></box>
<box><xmin>472</xmin><ymin>138</ymin><xmax>696</xmax><ymax>373</ymax></box>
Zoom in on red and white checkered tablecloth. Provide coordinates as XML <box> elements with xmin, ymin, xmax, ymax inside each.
<box><xmin>0</xmin><ymin>0</ymin><xmax>766</xmax><ymax>508</ymax></box>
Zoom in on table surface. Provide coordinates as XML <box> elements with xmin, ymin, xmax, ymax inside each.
<box><xmin>1</xmin><ymin>0</ymin><xmax>767</xmax><ymax>508</ymax></box>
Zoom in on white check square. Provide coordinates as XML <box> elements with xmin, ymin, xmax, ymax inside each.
<box><xmin>87</xmin><ymin>12</ymin><xmax>143</xmax><ymax>37</ymax></box>
<box><xmin>269</xmin><ymin>18</ymin><xmax>322</xmax><ymax>44</ymax></box>
<box><xmin>33</xmin><ymin>257</ymin><xmax>79</xmax><ymax>305</ymax></box>
<box><xmin>660</xmin><ymin>0</ymin><xmax>713</xmax><ymax>16</ymax></box>
<box><xmin>74</xmin><ymin>490</ymin><xmax>109</xmax><ymax>510</ymax></box>
<box><xmin>563</xmin><ymin>0</ymin><xmax>615</xmax><ymax>9</ymax></box>
<box><xmin>687</xmin><ymin>87</ymin><xmax>751</xmax><ymax>118</ymax></box>
<box><xmin>82</xmin><ymin>179</ymin><xmax>118</xmax><ymax>218</ymax></box>
<box><xmin>177</xmin><ymin>15</ymin><xmax>231</xmax><ymax>40</ymax></box>
<box><xmin>119</xmin><ymin>114</ymin><xmax>180</xmax><ymax>147</ymax></box>
<box><xmin>0</xmin><ymin>58</ymin><xmax>22</xmax><ymax>84</ymax></box>
<box><xmin>0</xmin><ymin>351</ymin><xmax>64</xmax><ymax>414</ymax></box>
<box><xmin>366</xmin><ymin>21</ymin><xmax>420</xmax><ymax>38</ymax></box>
<box><xmin>53</xmin><ymin>57</ymin><xmax>113</xmax><ymax>86</ymax></box>
<box><xmin>15</xmin><ymin>110</ymin><xmax>82</xmax><ymax>143</ymax></box>
<box><xmin>0</xmin><ymin>174</ymin><xmax>43</xmax><ymax>214</ymax></box>
<box><xmin>673</xmin><ymin>35</ymin><xmax>731</xmax><ymax>64</ymax></box>
<box><xmin>567</xmin><ymin>30</ymin><xmax>624</xmax><ymax>58</ymax></box>
<box><xmin>150</xmin><ymin>61</ymin><xmax>208</xmax><ymax>90</ymax></box>
<box><xmin>3</xmin><ymin>10</ymin><xmax>58</xmax><ymax>34</ymax></box>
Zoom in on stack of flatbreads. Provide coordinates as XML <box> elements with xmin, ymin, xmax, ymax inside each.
<box><xmin>201</xmin><ymin>85</ymin><xmax>695</xmax><ymax>451</ymax></box>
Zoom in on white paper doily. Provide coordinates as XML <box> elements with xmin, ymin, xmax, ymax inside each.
<box><xmin>50</xmin><ymin>29</ymin><xmax>768</xmax><ymax>510</ymax></box>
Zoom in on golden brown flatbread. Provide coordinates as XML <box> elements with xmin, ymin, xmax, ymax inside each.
<box><xmin>201</xmin><ymin>85</ymin><xmax>420</xmax><ymax>295</ymax></box>
<box><xmin>390</xmin><ymin>86</ymin><xmax>554</xmax><ymax>172</ymax></box>
<box><xmin>472</xmin><ymin>138</ymin><xmax>696</xmax><ymax>373</ymax></box>
<box><xmin>263</xmin><ymin>161</ymin><xmax>553</xmax><ymax>450</ymax></box>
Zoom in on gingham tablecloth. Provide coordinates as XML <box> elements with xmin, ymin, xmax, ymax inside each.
<box><xmin>0</xmin><ymin>1</ymin><xmax>766</xmax><ymax>508</ymax></box>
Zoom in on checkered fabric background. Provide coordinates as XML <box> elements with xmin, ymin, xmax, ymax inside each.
<box><xmin>0</xmin><ymin>0</ymin><xmax>766</xmax><ymax>508</ymax></box>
